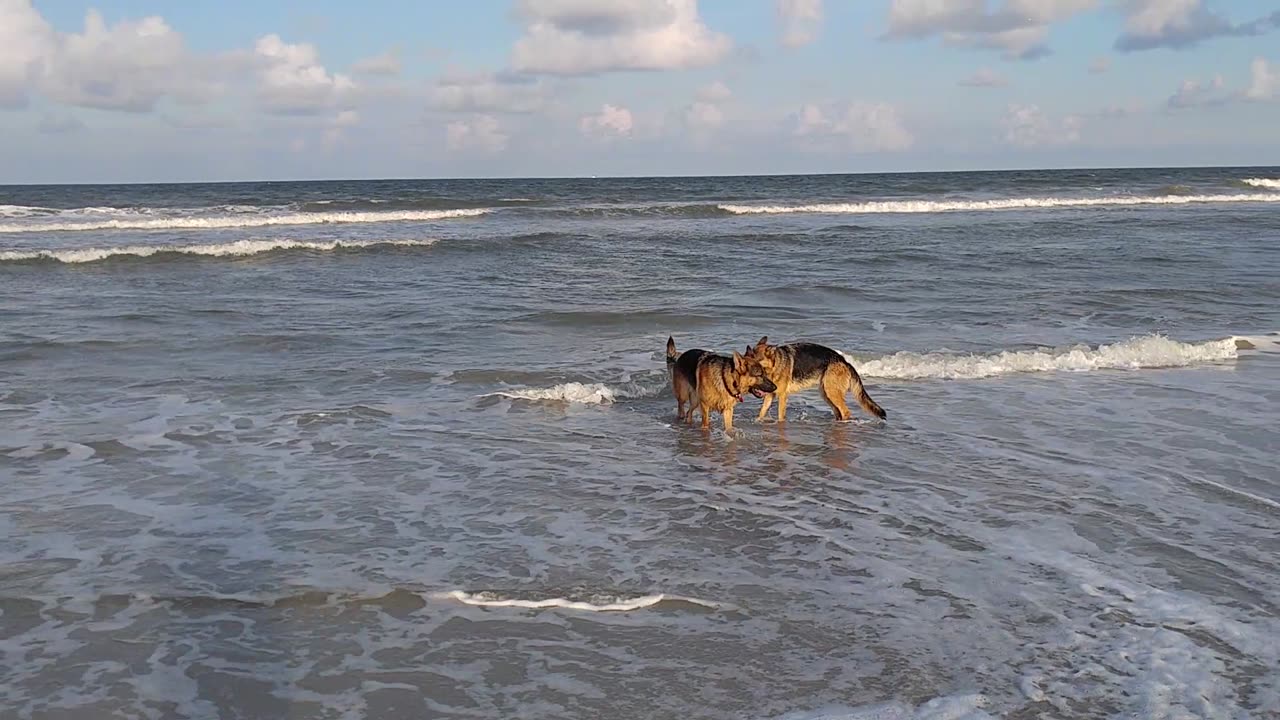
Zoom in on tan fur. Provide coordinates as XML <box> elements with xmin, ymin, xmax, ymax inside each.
<box><xmin>667</xmin><ymin>336</ymin><xmax>776</xmax><ymax>432</ymax></box>
<box><xmin>746</xmin><ymin>336</ymin><xmax>887</xmax><ymax>422</ymax></box>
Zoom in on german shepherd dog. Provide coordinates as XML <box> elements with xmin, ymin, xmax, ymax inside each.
<box><xmin>666</xmin><ymin>336</ymin><xmax>777</xmax><ymax>431</ymax></box>
<box><xmin>744</xmin><ymin>336</ymin><xmax>886</xmax><ymax>422</ymax></box>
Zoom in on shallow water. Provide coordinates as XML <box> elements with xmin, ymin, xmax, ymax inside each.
<box><xmin>2</xmin><ymin>167</ymin><xmax>1279</xmax><ymax>719</ymax></box>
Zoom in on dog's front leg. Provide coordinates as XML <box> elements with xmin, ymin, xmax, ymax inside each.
<box><xmin>757</xmin><ymin>393</ymin><xmax>774</xmax><ymax>422</ymax></box>
<box><xmin>723</xmin><ymin>405</ymin><xmax>735</xmax><ymax>433</ymax></box>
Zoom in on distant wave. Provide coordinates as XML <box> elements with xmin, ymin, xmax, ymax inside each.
<box><xmin>1241</xmin><ymin>178</ymin><xmax>1280</xmax><ymax>190</ymax></box>
<box><xmin>0</xmin><ymin>238</ymin><xmax>439</xmax><ymax>264</ymax></box>
<box><xmin>551</xmin><ymin>204</ymin><xmax>731</xmax><ymax>219</ymax></box>
<box><xmin>719</xmin><ymin>193</ymin><xmax>1280</xmax><ymax>215</ymax></box>
<box><xmin>0</xmin><ymin>203</ymin><xmax>265</xmax><ymax>219</ymax></box>
<box><xmin>433</xmin><ymin>590</ymin><xmax>721</xmax><ymax>612</ymax></box>
<box><xmin>298</xmin><ymin>197</ymin><xmax>540</xmax><ymax>212</ymax></box>
<box><xmin>849</xmin><ymin>335</ymin><xmax>1245</xmax><ymax>380</ymax></box>
<box><xmin>0</xmin><ymin>208</ymin><xmax>488</xmax><ymax>233</ymax></box>
<box><xmin>1</xmin><ymin>204</ymin><xmax>60</xmax><ymax>218</ymax></box>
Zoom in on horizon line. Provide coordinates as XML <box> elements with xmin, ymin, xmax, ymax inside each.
<box><xmin>2</xmin><ymin>162</ymin><xmax>1278</xmax><ymax>188</ymax></box>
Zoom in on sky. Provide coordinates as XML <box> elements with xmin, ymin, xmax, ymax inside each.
<box><xmin>1</xmin><ymin>0</ymin><xmax>1279</xmax><ymax>183</ymax></box>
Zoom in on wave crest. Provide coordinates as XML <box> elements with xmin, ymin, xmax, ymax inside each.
<box><xmin>0</xmin><ymin>238</ymin><xmax>439</xmax><ymax>264</ymax></box>
<box><xmin>719</xmin><ymin>193</ymin><xmax>1280</xmax><ymax>215</ymax></box>
<box><xmin>0</xmin><ymin>208</ymin><xmax>487</xmax><ymax>233</ymax></box>
<box><xmin>851</xmin><ymin>335</ymin><xmax>1242</xmax><ymax>380</ymax></box>
<box><xmin>433</xmin><ymin>590</ymin><xmax>721</xmax><ymax>612</ymax></box>
<box><xmin>1241</xmin><ymin>178</ymin><xmax>1280</xmax><ymax>190</ymax></box>
<box><xmin>480</xmin><ymin>372</ymin><xmax>668</xmax><ymax>405</ymax></box>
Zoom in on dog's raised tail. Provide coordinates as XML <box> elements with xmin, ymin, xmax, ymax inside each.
<box><xmin>666</xmin><ymin>336</ymin><xmax>678</xmax><ymax>365</ymax></box>
<box><xmin>847</xmin><ymin>364</ymin><xmax>887</xmax><ymax>420</ymax></box>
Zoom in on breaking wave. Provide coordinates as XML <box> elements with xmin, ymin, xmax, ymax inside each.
<box><xmin>433</xmin><ymin>590</ymin><xmax>721</xmax><ymax>612</ymax></box>
<box><xmin>480</xmin><ymin>371</ymin><xmax>669</xmax><ymax>405</ymax></box>
<box><xmin>485</xmin><ymin>335</ymin><xmax>1261</xmax><ymax>405</ymax></box>
<box><xmin>0</xmin><ymin>208</ymin><xmax>488</xmax><ymax>233</ymax></box>
<box><xmin>718</xmin><ymin>193</ymin><xmax>1280</xmax><ymax>215</ymax></box>
<box><xmin>0</xmin><ymin>238</ymin><xmax>439</xmax><ymax>264</ymax></box>
<box><xmin>1241</xmin><ymin>178</ymin><xmax>1280</xmax><ymax>190</ymax></box>
<box><xmin>849</xmin><ymin>335</ymin><xmax>1247</xmax><ymax>380</ymax></box>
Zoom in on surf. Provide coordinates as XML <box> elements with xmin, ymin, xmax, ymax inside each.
<box><xmin>486</xmin><ymin>334</ymin><xmax>1263</xmax><ymax>405</ymax></box>
<box><xmin>719</xmin><ymin>193</ymin><xmax>1280</xmax><ymax>215</ymax></box>
<box><xmin>0</xmin><ymin>208</ymin><xmax>487</xmax><ymax>233</ymax></box>
<box><xmin>0</xmin><ymin>238</ymin><xmax>440</xmax><ymax>264</ymax></box>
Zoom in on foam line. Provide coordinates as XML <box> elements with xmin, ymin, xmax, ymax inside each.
<box><xmin>1182</xmin><ymin>476</ymin><xmax>1280</xmax><ymax>512</ymax></box>
<box><xmin>0</xmin><ymin>208</ymin><xmax>487</xmax><ymax>233</ymax></box>
<box><xmin>848</xmin><ymin>335</ymin><xmax>1242</xmax><ymax>380</ymax></box>
<box><xmin>1241</xmin><ymin>178</ymin><xmax>1280</xmax><ymax>190</ymax></box>
<box><xmin>433</xmin><ymin>590</ymin><xmax>721</xmax><ymax>612</ymax></box>
<box><xmin>0</xmin><ymin>238</ymin><xmax>439</xmax><ymax>264</ymax></box>
<box><xmin>718</xmin><ymin>193</ymin><xmax>1280</xmax><ymax>215</ymax></box>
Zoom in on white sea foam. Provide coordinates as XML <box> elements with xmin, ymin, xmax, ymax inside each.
<box><xmin>771</xmin><ymin>694</ymin><xmax>994</xmax><ymax>720</ymax></box>
<box><xmin>434</xmin><ymin>590</ymin><xmax>721</xmax><ymax>612</ymax></box>
<box><xmin>484</xmin><ymin>382</ymin><xmax>626</xmax><ymax>404</ymax></box>
<box><xmin>0</xmin><ymin>208</ymin><xmax>488</xmax><ymax>233</ymax></box>
<box><xmin>848</xmin><ymin>335</ymin><xmax>1242</xmax><ymax>380</ymax></box>
<box><xmin>0</xmin><ymin>238</ymin><xmax>439</xmax><ymax>264</ymax></box>
<box><xmin>482</xmin><ymin>375</ymin><xmax>666</xmax><ymax>404</ymax></box>
<box><xmin>1241</xmin><ymin>178</ymin><xmax>1280</xmax><ymax>190</ymax></box>
<box><xmin>498</xmin><ymin>336</ymin><xmax>1250</xmax><ymax>404</ymax></box>
<box><xmin>1181</xmin><ymin>475</ymin><xmax>1280</xmax><ymax>512</ymax></box>
<box><xmin>0</xmin><ymin>204</ymin><xmax>57</xmax><ymax>218</ymax></box>
<box><xmin>719</xmin><ymin>193</ymin><xmax>1280</xmax><ymax>215</ymax></box>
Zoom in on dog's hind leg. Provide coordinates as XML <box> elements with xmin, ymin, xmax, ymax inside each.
<box><xmin>820</xmin><ymin>370</ymin><xmax>853</xmax><ymax>421</ymax></box>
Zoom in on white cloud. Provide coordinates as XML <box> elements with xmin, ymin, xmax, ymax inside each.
<box><xmin>1246</xmin><ymin>57</ymin><xmax>1278</xmax><ymax>100</ymax></box>
<box><xmin>959</xmin><ymin>68</ymin><xmax>1008</xmax><ymax>87</ymax></box>
<box><xmin>580</xmin><ymin>103</ymin><xmax>634</xmax><ymax>137</ymax></box>
<box><xmin>323</xmin><ymin>109</ymin><xmax>360</xmax><ymax>148</ymax></box>
<box><xmin>0</xmin><ymin>2</ymin><xmax>221</xmax><ymax>112</ymax></box>
<box><xmin>352</xmin><ymin>51</ymin><xmax>401</xmax><ymax>77</ymax></box>
<box><xmin>684</xmin><ymin>101</ymin><xmax>725</xmax><ymax>129</ymax></box>
<box><xmin>430</xmin><ymin>71</ymin><xmax>548</xmax><ymax>113</ymax></box>
<box><xmin>683</xmin><ymin>82</ymin><xmax>730</xmax><ymax>135</ymax></box>
<box><xmin>1115</xmin><ymin>1</ymin><xmax>1280</xmax><ymax>52</ymax></box>
<box><xmin>254</xmin><ymin>34</ymin><xmax>355</xmax><ymax>115</ymax></box>
<box><xmin>1166</xmin><ymin>74</ymin><xmax>1226</xmax><ymax>108</ymax></box>
<box><xmin>794</xmin><ymin>101</ymin><xmax>914</xmax><ymax>152</ymax></box>
<box><xmin>0</xmin><ymin>0</ymin><xmax>55</xmax><ymax>108</ymax></box>
<box><xmin>511</xmin><ymin>0</ymin><xmax>731</xmax><ymax>75</ymax></box>
<box><xmin>697</xmin><ymin>80</ymin><xmax>732</xmax><ymax>102</ymax></box>
<box><xmin>1001</xmin><ymin>103</ymin><xmax>1082</xmax><ymax>146</ymax></box>
<box><xmin>447</xmin><ymin>115</ymin><xmax>508</xmax><ymax>152</ymax></box>
<box><xmin>885</xmin><ymin>0</ymin><xmax>1098</xmax><ymax>60</ymax></box>
<box><xmin>777</xmin><ymin>0</ymin><xmax>823</xmax><ymax>48</ymax></box>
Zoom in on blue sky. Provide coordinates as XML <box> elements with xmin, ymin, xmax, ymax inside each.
<box><xmin>2</xmin><ymin>0</ymin><xmax>1278</xmax><ymax>183</ymax></box>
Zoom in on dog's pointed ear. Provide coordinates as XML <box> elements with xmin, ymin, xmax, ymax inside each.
<box><xmin>756</xmin><ymin>336</ymin><xmax>768</xmax><ymax>349</ymax></box>
<box><xmin>732</xmin><ymin>351</ymin><xmax>746</xmax><ymax>371</ymax></box>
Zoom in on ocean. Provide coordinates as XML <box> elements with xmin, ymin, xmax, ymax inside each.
<box><xmin>1</xmin><ymin>167</ymin><xmax>1278</xmax><ymax>719</ymax></box>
